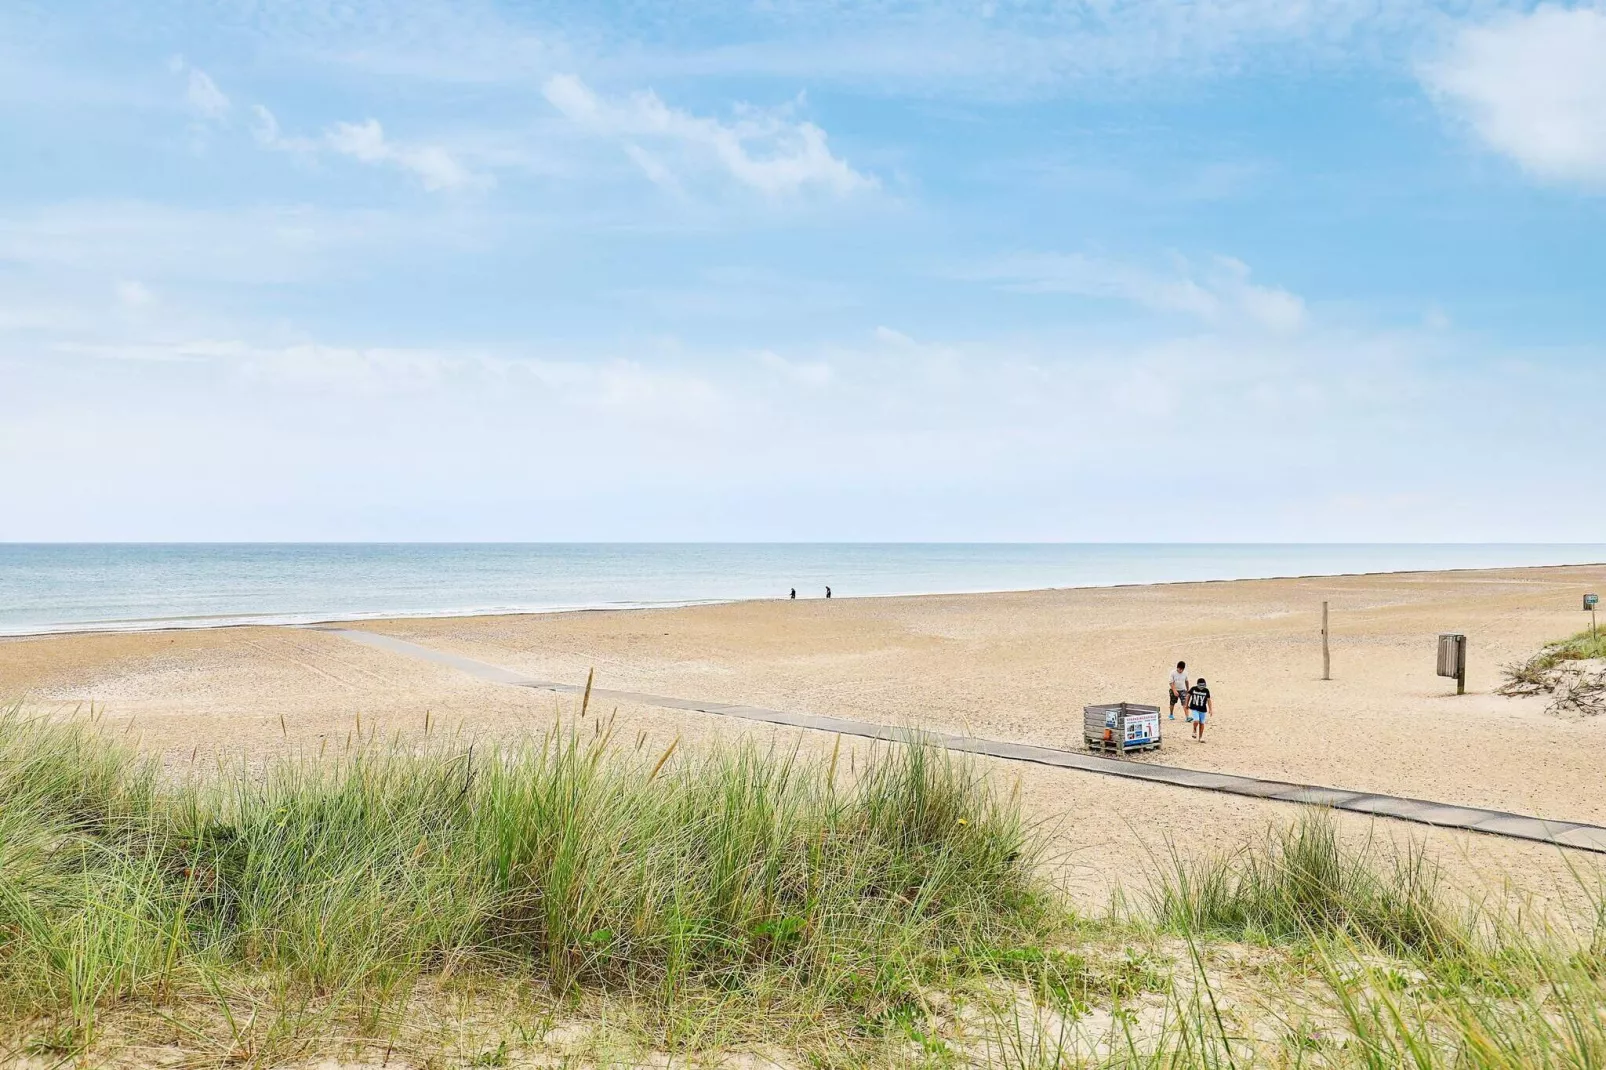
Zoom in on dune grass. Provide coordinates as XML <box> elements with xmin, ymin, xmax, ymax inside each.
<box><xmin>0</xmin><ymin>703</ymin><xmax>1049</xmax><ymax>1059</ymax></box>
<box><xmin>10</xmin><ymin>697</ymin><xmax>1606</xmax><ymax>1067</ymax></box>
<box><xmin>1502</xmin><ymin>624</ymin><xmax>1606</xmax><ymax>690</ymax></box>
<box><xmin>1148</xmin><ymin>812</ymin><xmax>1469</xmax><ymax>960</ymax></box>
<box><xmin>1137</xmin><ymin>811</ymin><xmax>1606</xmax><ymax>1068</ymax></box>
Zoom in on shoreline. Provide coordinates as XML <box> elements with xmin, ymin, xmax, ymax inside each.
<box><xmin>5</xmin><ymin>558</ymin><xmax>1604</xmax><ymax>639</ymax></box>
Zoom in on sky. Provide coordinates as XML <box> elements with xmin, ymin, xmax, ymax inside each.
<box><xmin>2</xmin><ymin>0</ymin><xmax>1604</xmax><ymax>542</ymax></box>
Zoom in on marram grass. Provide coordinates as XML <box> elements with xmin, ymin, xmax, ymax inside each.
<box><xmin>10</xmin><ymin>700</ymin><xmax>1606</xmax><ymax>1067</ymax></box>
<box><xmin>0</xmin><ymin>703</ymin><xmax>1046</xmax><ymax>1056</ymax></box>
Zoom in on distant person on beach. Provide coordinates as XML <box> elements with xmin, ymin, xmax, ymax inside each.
<box><xmin>1168</xmin><ymin>661</ymin><xmax>1189</xmax><ymax>721</ymax></box>
<box><xmin>790</xmin><ymin>588</ymin><xmax>796</xmax><ymax>599</ymax></box>
<box><xmin>1188</xmin><ymin>678</ymin><xmax>1213</xmax><ymax>741</ymax></box>
<box><xmin>825</xmin><ymin>586</ymin><xmax>832</xmax><ymax>599</ymax></box>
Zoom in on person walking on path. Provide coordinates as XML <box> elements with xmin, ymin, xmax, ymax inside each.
<box><xmin>1168</xmin><ymin>661</ymin><xmax>1189</xmax><ymax>721</ymax></box>
<box><xmin>825</xmin><ymin>586</ymin><xmax>832</xmax><ymax>599</ymax></box>
<box><xmin>790</xmin><ymin>588</ymin><xmax>796</xmax><ymax>599</ymax></box>
<box><xmin>1188</xmin><ymin>677</ymin><xmax>1213</xmax><ymax>741</ymax></box>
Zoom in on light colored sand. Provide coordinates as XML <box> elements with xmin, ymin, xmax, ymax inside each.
<box><xmin>5</xmin><ymin>563</ymin><xmax>1606</xmax><ymax>913</ymax></box>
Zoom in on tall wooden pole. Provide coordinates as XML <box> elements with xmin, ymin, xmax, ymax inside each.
<box><xmin>1321</xmin><ymin>601</ymin><xmax>1331</xmax><ymax>681</ymax></box>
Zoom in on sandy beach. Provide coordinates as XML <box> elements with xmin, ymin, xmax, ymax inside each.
<box><xmin>6</xmin><ymin>562</ymin><xmax>1606</xmax><ymax>911</ymax></box>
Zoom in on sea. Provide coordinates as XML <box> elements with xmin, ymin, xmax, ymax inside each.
<box><xmin>2</xmin><ymin>543</ymin><xmax>1603</xmax><ymax>637</ymax></box>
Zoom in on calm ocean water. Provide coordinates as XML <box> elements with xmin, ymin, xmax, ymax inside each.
<box><xmin>2</xmin><ymin>544</ymin><xmax>1604</xmax><ymax>636</ymax></box>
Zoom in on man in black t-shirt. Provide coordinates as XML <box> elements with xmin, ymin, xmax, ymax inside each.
<box><xmin>1188</xmin><ymin>678</ymin><xmax>1213</xmax><ymax>741</ymax></box>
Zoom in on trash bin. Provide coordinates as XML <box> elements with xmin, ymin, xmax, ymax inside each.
<box><xmin>1437</xmin><ymin>633</ymin><xmax>1466</xmax><ymax>679</ymax></box>
<box><xmin>1084</xmin><ymin>702</ymin><xmax>1162</xmax><ymax>755</ymax></box>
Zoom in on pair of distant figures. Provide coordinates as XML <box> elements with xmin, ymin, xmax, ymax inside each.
<box><xmin>789</xmin><ymin>587</ymin><xmax>830</xmax><ymax>599</ymax></box>
<box><xmin>1167</xmin><ymin>660</ymin><xmax>1214</xmax><ymax>741</ymax></box>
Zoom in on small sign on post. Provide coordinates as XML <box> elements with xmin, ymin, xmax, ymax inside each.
<box><xmin>1437</xmin><ymin>633</ymin><xmax>1467</xmax><ymax>695</ymax></box>
<box><xmin>1587</xmin><ymin>594</ymin><xmax>1599</xmax><ymax>639</ymax></box>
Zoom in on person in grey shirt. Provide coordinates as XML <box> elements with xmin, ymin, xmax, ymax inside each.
<box><xmin>1168</xmin><ymin>661</ymin><xmax>1189</xmax><ymax>721</ymax></box>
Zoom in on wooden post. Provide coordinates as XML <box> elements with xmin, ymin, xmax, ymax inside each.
<box><xmin>1321</xmin><ymin>601</ymin><xmax>1331</xmax><ymax>681</ymax></box>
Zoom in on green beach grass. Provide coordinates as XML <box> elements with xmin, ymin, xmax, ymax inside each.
<box><xmin>1501</xmin><ymin>625</ymin><xmax>1606</xmax><ymax>690</ymax></box>
<box><xmin>0</xmin><ymin>701</ymin><xmax>1052</xmax><ymax>1062</ymax></box>
<box><xmin>5</xmin><ymin>699</ymin><xmax>1606</xmax><ymax>1067</ymax></box>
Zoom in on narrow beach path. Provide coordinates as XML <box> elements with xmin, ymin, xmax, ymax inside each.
<box><xmin>318</xmin><ymin>626</ymin><xmax>1606</xmax><ymax>855</ymax></box>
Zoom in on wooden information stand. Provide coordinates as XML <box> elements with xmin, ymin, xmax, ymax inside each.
<box><xmin>1084</xmin><ymin>702</ymin><xmax>1162</xmax><ymax>755</ymax></box>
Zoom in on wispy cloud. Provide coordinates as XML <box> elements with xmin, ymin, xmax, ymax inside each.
<box><xmin>257</xmin><ymin>0</ymin><xmax>1476</xmax><ymax>97</ymax></box>
<box><xmin>114</xmin><ymin>280</ymin><xmax>154</xmax><ymax>308</ymax></box>
<box><xmin>0</xmin><ymin>200</ymin><xmax>481</xmax><ymax>286</ymax></box>
<box><xmin>972</xmin><ymin>252</ymin><xmax>1306</xmax><ymax>333</ymax></box>
<box><xmin>168</xmin><ymin>56</ymin><xmax>231</xmax><ymax>121</ymax></box>
<box><xmin>759</xmin><ymin>349</ymin><xmax>833</xmax><ymax>387</ymax></box>
<box><xmin>543</xmin><ymin>74</ymin><xmax>874</xmax><ymax>197</ymax></box>
<box><xmin>324</xmin><ymin>118</ymin><xmax>483</xmax><ymax>192</ymax></box>
<box><xmin>252</xmin><ymin>106</ymin><xmax>486</xmax><ymax>192</ymax></box>
<box><xmin>1421</xmin><ymin>6</ymin><xmax>1606</xmax><ymax>189</ymax></box>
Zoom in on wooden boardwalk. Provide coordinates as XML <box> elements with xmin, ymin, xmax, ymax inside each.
<box><xmin>321</xmin><ymin>627</ymin><xmax>1606</xmax><ymax>855</ymax></box>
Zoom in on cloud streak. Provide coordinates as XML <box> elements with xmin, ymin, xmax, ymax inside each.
<box><xmin>8</xmin><ymin>307</ymin><xmax>1599</xmax><ymax>541</ymax></box>
<box><xmin>543</xmin><ymin>74</ymin><xmax>874</xmax><ymax>197</ymax></box>
<box><xmin>252</xmin><ymin>105</ymin><xmax>486</xmax><ymax>192</ymax></box>
<box><xmin>324</xmin><ymin>118</ymin><xmax>483</xmax><ymax>192</ymax></box>
<box><xmin>169</xmin><ymin>56</ymin><xmax>230</xmax><ymax>122</ymax></box>
<box><xmin>973</xmin><ymin>252</ymin><xmax>1306</xmax><ymax>333</ymax></box>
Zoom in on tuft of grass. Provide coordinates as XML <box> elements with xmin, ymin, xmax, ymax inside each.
<box><xmin>0</xmin><ymin>703</ymin><xmax>1050</xmax><ymax>1057</ymax></box>
<box><xmin>1147</xmin><ymin>811</ymin><xmax>1469</xmax><ymax>960</ymax></box>
<box><xmin>1501</xmin><ymin>625</ymin><xmax>1606</xmax><ymax>692</ymax></box>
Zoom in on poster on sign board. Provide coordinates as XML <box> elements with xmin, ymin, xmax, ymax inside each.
<box><xmin>1124</xmin><ymin>709</ymin><xmax>1160</xmax><ymax>746</ymax></box>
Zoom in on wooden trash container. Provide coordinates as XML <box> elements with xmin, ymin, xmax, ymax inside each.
<box><xmin>1084</xmin><ymin>702</ymin><xmax>1162</xmax><ymax>755</ymax></box>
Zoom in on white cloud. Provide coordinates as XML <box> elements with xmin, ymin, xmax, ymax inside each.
<box><xmin>324</xmin><ymin>119</ymin><xmax>483</xmax><ymax>192</ymax></box>
<box><xmin>249</xmin><ymin>104</ymin><xmax>287</xmax><ymax>148</ymax></box>
<box><xmin>6</xmin><ymin>273</ymin><xmax>1604</xmax><ymax>541</ymax></box>
<box><xmin>1213</xmin><ymin>257</ymin><xmax>1306</xmax><ymax>333</ymax></box>
<box><xmin>976</xmin><ymin>251</ymin><xmax>1305</xmax><ymax>332</ymax></box>
<box><xmin>249</xmin><ymin>106</ymin><xmax>485</xmax><ymax>192</ymax></box>
<box><xmin>1422</xmin><ymin>6</ymin><xmax>1606</xmax><ymax>188</ymax></box>
<box><xmin>114</xmin><ymin>280</ymin><xmax>153</xmax><ymax>308</ymax></box>
<box><xmin>270</xmin><ymin>0</ymin><xmax>1471</xmax><ymax>99</ymax></box>
<box><xmin>543</xmin><ymin>73</ymin><xmax>875</xmax><ymax>197</ymax></box>
<box><xmin>621</xmin><ymin>143</ymin><xmax>680</xmax><ymax>191</ymax></box>
<box><xmin>0</xmin><ymin>201</ymin><xmax>485</xmax><ymax>289</ymax></box>
<box><xmin>187</xmin><ymin>69</ymin><xmax>230</xmax><ymax>120</ymax></box>
<box><xmin>759</xmin><ymin>349</ymin><xmax>834</xmax><ymax>387</ymax></box>
<box><xmin>168</xmin><ymin>57</ymin><xmax>230</xmax><ymax>121</ymax></box>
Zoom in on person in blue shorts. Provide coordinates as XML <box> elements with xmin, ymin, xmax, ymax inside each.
<box><xmin>1188</xmin><ymin>677</ymin><xmax>1213</xmax><ymax>741</ymax></box>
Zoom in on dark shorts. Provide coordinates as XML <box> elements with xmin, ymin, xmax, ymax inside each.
<box><xmin>1169</xmin><ymin>691</ymin><xmax>1181</xmax><ymax>708</ymax></box>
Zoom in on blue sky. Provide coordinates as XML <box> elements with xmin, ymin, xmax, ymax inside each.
<box><xmin>2</xmin><ymin>0</ymin><xmax>1604</xmax><ymax>541</ymax></box>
